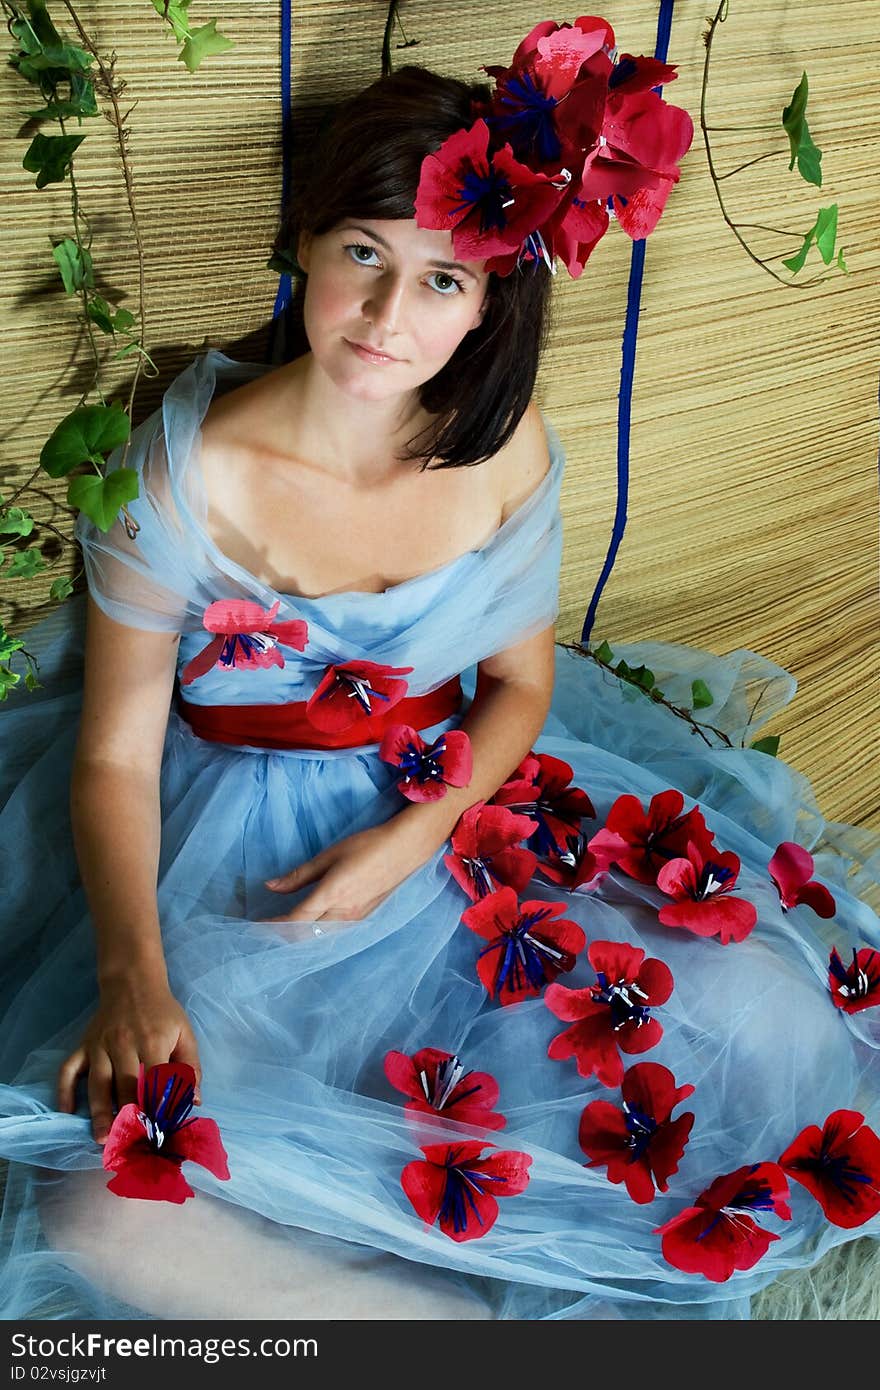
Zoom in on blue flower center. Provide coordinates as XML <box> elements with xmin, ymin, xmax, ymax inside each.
<box><xmin>397</xmin><ymin>737</ymin><xmax>446</xmax><ymax>784</ymax></box>
<box><xmin>480</xmin><ymin>905</ymin><xmax>566</xmax><ymax>994</ymax></box>
<box><xmin>592</xmin><ymin>972</ymin><xmax>651</xmax><ymax>1030</ymax></box>
<box><xmin>219</xmin><ymin>631</ymin><xmax>275</xmax><ymax>667</ymax></box>
<box><xmin>438</xmin><ymin>1148</ymin><xmax>507</xmax><ymax>1235</ymax></box>
<box><xmin>623</xmin><ymin>1101</ymin><xmax>658</xmax><ymax>1161</ymax></box>
<box><xmin>460</xmin><ymin>855</ymin><xmax>496</xmax><ymax>898</ymax></box>
<box><xmin>695</xmin><ymin>861</ymin><xmax>734</xmax><ymax>900</ymax></box>
<box><xmin>420</xmin><ymin>1055</ymin><xmax>483</xmax><ymax>1112</ymax></box>
<box><xmin>137</xmin><ymin>1071</ymin><xmax>196</xmax><ymax>1151</ymax></box>
<box><xmin>489</xmin><ymin>69</ymin><xmax>561</xmax><ymax>164</ymax></box>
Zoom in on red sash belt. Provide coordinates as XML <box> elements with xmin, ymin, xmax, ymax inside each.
<box><xmin>176</xmin><ymin>676</ymin><xmax>463</xmax><ymax>751</ymax></box>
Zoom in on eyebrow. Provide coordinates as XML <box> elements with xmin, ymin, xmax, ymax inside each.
<box><xmin>337</xmin><ymin>223</ymin><xmax>480</xmax><ymax>281</ymax></box>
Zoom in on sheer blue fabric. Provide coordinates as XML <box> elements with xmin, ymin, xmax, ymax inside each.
<box><xmin>1</xmin><ymin>350</ymin><xmax>877</xmax><ymax>1321</ymax></box>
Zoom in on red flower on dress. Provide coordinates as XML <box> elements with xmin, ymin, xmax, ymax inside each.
<box><xmin>460</xmin><ymin>886</ymin><xmax>586</xmax><ymax>1006</ymax></box>
<box><xmin>653</xmin><ymin>1163</ymin><xmax>792</xmax><ymax>1282</ymax></box>
<box><xmin>305</xmin><ymin>660</ymin><xmax>413</xmax><ymax>733</ymax></box>
<box><xmin>414</xmin><ymin>118</ymin><xmax>569</xmax><ymax>273</ymax></box>
<box><xmin>778</xmin><ymin>1110</ymin><xmax>880</xmax><ymax>1229</ymax></box>
<box><xmin>379</xmin><ymin>724</ymin><xmax>472</xmax><ymax>802</ymax></box>
<box><xmin>400</xmin><ymin>1141</ymin><xmax>532</xmax><ymax>1242</ymax></box>
<box><xmin>656</xmin><ymin>840</ymin><xmax>758</xmax><ymax>945</ymax></box>
<box><xmin>828</xmin><ymin>947</ymin><xmax>880</xmax><ymax>1014</ymax></box>
<box><xmin>768</xmin><ymin>841</ymin><xmax>836</xmax><ymax>918</ymax></box>
<box><xmin>535</xmin><ymin>829</ymin><xmax>607</xmax><ymax>895</ymax></box>
<box><xmin>492</xmin><ymin>752</ymin><xmax>595</xmax><ymax>858</ymax></box>
<box><xmin>545</xmin><ymin>940</ymin><xmax>673</xmax><ymax>1088</ymax></box>
<box><xmin>588</xmin><ymin>788</ymin><xmax>715</xmax><ymax>885</ymax></box>
<box><xmin>443</xmin><ymin>802</ymin><xmax>537</xmax><ymax>901</ymax></box>
<box><xmin>102</xmin><ymin>1063</ymin><xmax>230</xmax><ymax>1203</ymax></box>
<box><xmin>383</xmin><ymin>1047</ymin><xmax>506</xmax><ymax>1131</ymax></box>
<box><xmin>578</xmin><ymin>1062</ymin><xmax>695</xmax><ymax>1204</ymax></box>
<box><xmin>180</xmin><ymin>599</ymin><xmax>308</xmax><ymax>686</ymax></box>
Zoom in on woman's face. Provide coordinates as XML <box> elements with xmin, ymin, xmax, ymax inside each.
<box><xmin>296</xmin><ymin>217</ymin><xmax>490</xmax><ymax>402</ymax></box>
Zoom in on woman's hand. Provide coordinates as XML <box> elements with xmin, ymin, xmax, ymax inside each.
<box><xmin>56</xmin><ymin>974</ymin><xmax>202</xmax><ymax>1146</ymax></box>
<box><xmin>261</xmin><ymin>823</ymin><xmax>432</xmax><ymax>931</ymax></box>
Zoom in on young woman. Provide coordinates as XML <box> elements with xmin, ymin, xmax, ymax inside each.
<box><xmin>1</xmin><ymin>46</ymin><xmax>878</xmax><ymax>1323</ymax></box>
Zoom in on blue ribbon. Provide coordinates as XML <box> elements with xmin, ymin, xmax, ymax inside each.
<box><xmin>272</xmin><ymin>0</ymin><xmax>294</xmax><ymax>321</ymax></box>
<box><xmin>581</xmin><ymin>0</ymin><xmax>677</xmax><ymax>644</ymax></box>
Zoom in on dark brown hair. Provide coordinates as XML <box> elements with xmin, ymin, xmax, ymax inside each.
<box><xmin>277</xmin><ymin>66</ymin><xmax>554</xmax><ymax>470</ymax></box>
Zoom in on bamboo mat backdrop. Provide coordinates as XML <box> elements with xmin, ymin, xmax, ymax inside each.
<box><xmin>1</xmin><ymin>0</ymin><xmax>877</xmax><ymax>840</ymax></box>
<box><xmin>1</xmin><ymin>1</ymin><xmax>879</xmax><ymax>1321</ymax></box>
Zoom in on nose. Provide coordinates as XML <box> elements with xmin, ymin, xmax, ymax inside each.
<box><xmin>362</xmin><ymin>271</ymin><xmax>408</xmax><ymax>336</ymax></box>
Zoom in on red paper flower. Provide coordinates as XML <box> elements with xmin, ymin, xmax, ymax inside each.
<box><xmin>102</xmin><ymin>1063</ymin><xmax>230</xmax><ymax>1203</ymax></box>
<box><xmin>379</xmin><ymin>724</ymin><xmax>472</xmax><ymax>802</ymax></box>
<box><xmin>492</xmin><ymin>752</ymin><xmax>595</xmax><ymax>858</ymax></box>
<box><xmin>400</xmin><ymin>1141</ymin><xmax>532</xmax><ymax>1242</ymax></box>
<box><xmin>383</xmin><ymin>1047</ymin><xmax>506</xmax><ymax>1131</ymax></box>
<box><xmin>578</xmin><ymin>1062</ymin><xmax>695</xmax><ymax>1204</ymax></box>
<box><xmin>180</xmin><ymin>599</ymin><xmax>308</xmax><ymax>686</ymax></box>
<box><xmin>545</xmin><ymin>940</ymin><xmax>673</xmax><ymax>1088</ymax></box>
<box><xmin>656</xmin><ymin>840</ymin><xmax>758</xmax><ymax>945</ymax></box>
<box><xmin>443</xmin><ymin>802</ymin><xmax>537</xmax><ymax>901</ymax></box>
<box><xmin>414</xmin><ymin>118</ymin><xmax>568</xmax><ymax>271</ymax></box>
<box><xmin>482</xmin><ymin>18</ymin><xmax>616</xmax><ymax>174</ymax></box>
<box><xmin>305</xmin><ymin>659</ymin><xmax>413</xmax><ymax>733</ymax></box>
<box><xmin>535</xmin><ymin>829</ymin><xmax>607</xmax><ymax>894</ymax></box>
<box><xmin>779</xmin><ymin>1110</ymin><xmax>880</xmax><ymax>1229</ymax></box>
<box><xmin>828</xmin><ymin>947</ymin><xmax>880</xmax><ymax>1014</ymax></box>
<box><xmin>768</xmin><ymin>842</ymin><xmax>836</xmax><ymax>918</ymax></box>
<box><xmin>460</xmin><ymin>886</ymin><xmax>586</xmax><ymax>1006</ymax></box>
<box><xmin>588</xmin><ymin>788</ymin><xmax>715</xmax><ymax>885</ymax></box>
<box><xmin>654</xmin><ymin>1163</ymin><xmax>791</xmax><ymax>1282</ymax></box>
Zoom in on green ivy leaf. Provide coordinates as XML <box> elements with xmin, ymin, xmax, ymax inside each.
<box><xmin>150</xmin><ymin>0</ymin><xmax>194</xmax><ymax>45</ymax></box>
<box><xmin>782</xmin><ymin>74</ymin><xmax>823</xmax><ymax>187</ymax></box>
<box><xmin>691</xmin><ymin>678</ymin><xmax>713</xmax><ymax>710</ymax></box>
<box><xmin>179</xmin><ymin>19</ymin><xmax>234</xmax><ymax>73</ymax></box>
<box><xmin>750</xmin><ymin>734</ymin><xmax>780</xmax><ymax>756</ymax></box>
<box><xmin>0</xmin><ymin>507</ymin><xmax>35</xmax><ymax>538</ymax></box>
<box><xmin>0</xmin><ymin>628</ymin><xmax>25</xmax><ymax>662</ymax></box>
<box><xmin>26</xmin><ymin>74</ymin><xmax>98</xmax><ymax>121</ymax></box>
<box><xmin>52</xmin><ymin>237</ymin><xmax>94</xmax><ymax>294</ymax></box>
<box><xmin>5</xmin><ymin>547</ymin><xmax>47</xmax><ymax>578</ymax></box>
<box><xmin>593</xmin><ymin>640</ymin><xmax>614</xmax><ymax>664</ymax></box>
<box><xmin>87</xmin><ymin>296</ymin><xmax>135</xmax><ymax>333</ymax></box>
<box><xmin>49</xmin><ymin>575</ymin><xmax>75</xmax><ymax>601</ymax></box>
<box><xmin>781</xmin><ymin>206</ymin><xmax>841</xmax><ymax>275</ymax></box>
<box><xmin>0</xmin><ymin>668</ymin><xmax>22</xmax><ymax>699</ymax></box>
<box><xmin>22</xmin><ymin>131</ymin><xmax>86</xmax><ymax>188</ymax></box>
<box><xmin>67</xmin><ymin>467</ymin><xmax>139</xmax><ymax>531</ymax></box>
<box><xmin>40</xmin><ymin>403</ymin><xmax>130</xmax><ymax>477</ymax></box>
<box><xmin>24</xmin><ymin>670</ymin><xmax>42</xmax><ymax>692</ymax></box>
<box><xmin>627</xmin><ymin>664</ymin><xmax>655</xmax><ymax>692</ymax></box>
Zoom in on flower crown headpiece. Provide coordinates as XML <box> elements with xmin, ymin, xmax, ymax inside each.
<box><xmin>413</xmin><ymin>15</ymin><xmax>695</xmax><ymax>279</ymax></box>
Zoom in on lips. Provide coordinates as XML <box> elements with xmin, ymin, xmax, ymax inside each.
<box><xmin>347</xmin><ymin>339</ymin><xmax>400</xmax><ymax>362</ymax></box>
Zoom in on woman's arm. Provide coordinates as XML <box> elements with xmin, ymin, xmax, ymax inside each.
<box><xmin>58</xmin><ymin>597</ymin><xmax>203</xmax><ymax>1141</ymax></box>
<box><xmin>69</xmin><ymin>597</ymin><xmax>179</xmax><ymax>986</ymax></box>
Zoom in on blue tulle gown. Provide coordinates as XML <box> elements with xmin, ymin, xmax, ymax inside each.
<box><xmin>1</xmin><ymin>350</ymin><xmax>878</xmax><ymax>1321</ymax></box>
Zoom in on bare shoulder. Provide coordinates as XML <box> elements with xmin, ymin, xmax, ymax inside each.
<box><xmin>497</xmin><ymin>400</ymin><xmax>552</xmax><ymax>524</ymax></box>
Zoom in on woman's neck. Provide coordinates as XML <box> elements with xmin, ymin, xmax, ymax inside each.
<box><xmin>283</xmin><ymin>351</ymin><xmax>432</xmax><ymax>483</ymax></box>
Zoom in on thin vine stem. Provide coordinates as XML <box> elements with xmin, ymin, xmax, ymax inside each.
<box><xmin>558</xmin><ymin>641</ymin><xmax>737</xmax><ymax>749</ymax></box>
<box><xmin>62</xmin><ymin>0</ymin><xmax>150</xmax><ymax>467</ymax></box>
<box><xmin>701</xmin><ymin>2</ymin><xmax>829</xmax><ymax>290</ymax></box>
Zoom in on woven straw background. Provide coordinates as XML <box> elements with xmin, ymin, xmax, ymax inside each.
<box><xmin>1</xmin><ymin>1</ymin><xmax>879</xmax><ymax>1321</ymax></box>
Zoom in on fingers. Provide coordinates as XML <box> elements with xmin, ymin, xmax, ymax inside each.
<box><xmin>86</xmin><ymin>1049</ymin><xmax>115</xmax><ymax>1145</ymax></box>
<box><xmin>56</xmin><ymin>1046</ymin><xmax>87</xmax><ymax>1115</ymax></box>
<box><xmin>265</xmin><ymin>849</ymin><xmax>331</xmax><ymax>894</ymax></box>
<box><xmin>111</xmin><ymin>1042</ymin><xmax>142</xmax><ymax>1112</ymax></box>
<box><xmin>170</xmin><ymin>1028</ymin><xmax>203</xmax><ymax>1106</ymax></box>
